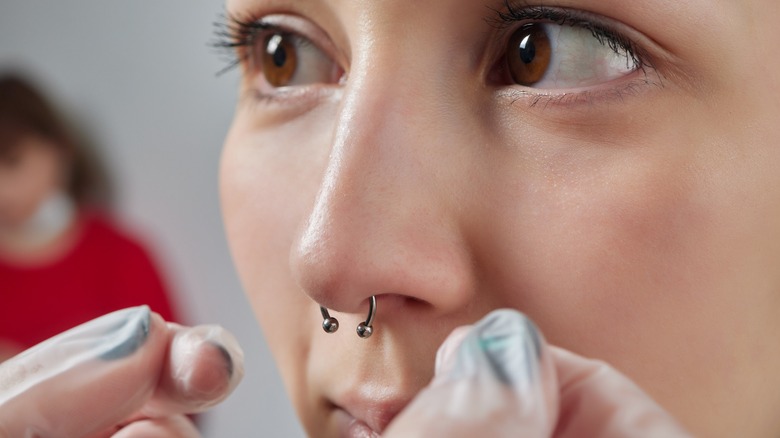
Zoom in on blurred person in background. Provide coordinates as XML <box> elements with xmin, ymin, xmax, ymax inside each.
<box><xmin>0</xmin><ymin>73</ymin><xmax>180</xmax><ymax>362</ymax></box>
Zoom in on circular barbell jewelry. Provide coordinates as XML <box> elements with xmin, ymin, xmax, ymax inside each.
<box><xmin>320</xmin><ymin>295</ymin><xmax>376</xmax><ymax>339</ymax></box>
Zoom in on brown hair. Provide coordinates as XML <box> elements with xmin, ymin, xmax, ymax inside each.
<box><xmin>0</xmin><ymin>74</ymin><xmax>111</xmax><ymax>206</ymax></box>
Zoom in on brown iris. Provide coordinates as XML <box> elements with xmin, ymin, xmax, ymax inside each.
<box><xmin>507</xmin><ymin>23</ymin><xmax>551</xmax><ymax>86</ymax></box>
<box><xmin>261</xmin><ymin>33</ymin><xmax>298</xmax><ymax>87</ymax></box>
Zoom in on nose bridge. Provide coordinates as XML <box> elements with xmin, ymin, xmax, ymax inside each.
<box><xmin>331</xmin><ymin>68</ymin><xmax>433</xmax><ymax>205</ymax></box>
<box><xmin>292</xmin><ymin>48</ymin><xmax>474</xmax><ymax>315</ymax></box>
<box><xmin>330</xmin><ymin>8</ymin><xmax>467</xmax><ymax>183</ymax></box>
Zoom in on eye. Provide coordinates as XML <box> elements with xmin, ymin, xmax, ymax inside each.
<box><xmin>251</xmin><ymin>31</ymin><xmax>342</xmax><ymax>92</ymax></box>
<box><xmin>261</xmin><ymin>34</ymin><xmax>298</xmax><ymax>87</ymax></box>
<box><xmin>212</xmin><ymin>14</ymin><xmax>344</xmax><ymax>98</ymax></box>
<box><xmin>502</xmin><ymin>21</ymin><xmax>639</xmax><ymax>89</ymax></box>
<box><xmin>507</xmin><ymin>24</ymin><xmax>552</xmax><ymax>86</ymax></box>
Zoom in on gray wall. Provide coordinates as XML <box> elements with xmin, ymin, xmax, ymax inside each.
<box><xmin>0</xmin><ymin>1</ymin><xmax>303</xmax><ymax>436</ymax></box>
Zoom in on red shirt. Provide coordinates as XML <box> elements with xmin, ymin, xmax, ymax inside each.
<box><xmin>0</xmin><ymin>212</ymin><xmax>179</xmax><ymax>348</ymax></box>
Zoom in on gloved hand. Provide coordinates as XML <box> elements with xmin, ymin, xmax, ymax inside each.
<box><xmin>0</xmin><ymin>306</ymin><xmax>243</xmax><ymax>438</ymax></box>
<box><xmin>385</xmin><ymin>309</ymin><xmax>690</xmax><ymax>438</ymax></box>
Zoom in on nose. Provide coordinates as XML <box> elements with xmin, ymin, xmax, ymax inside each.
<box><xmin>290</xmin><ymin>61</ymin><xmax>478</xmax><ymax>326</ymax></box>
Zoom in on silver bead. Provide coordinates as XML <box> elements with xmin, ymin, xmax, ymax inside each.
<box><xmin>356</xmin><ymin>323</ymin><xmax>373</xmax><ymax>338</ymax></box>
<box><xmin>322</xmin><ymin>316</ymin><xmax>339</xmax><ymax>333</ymax></box>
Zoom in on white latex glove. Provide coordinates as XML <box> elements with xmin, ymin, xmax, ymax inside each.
<box><xmin>385</xmin><ymin>309</ymin><xmax>691</xmax><ymax>438</ymax></box>
<box><xmin>0</xmin><ymin>306</ymin><xmax>244</xmax><ymax>438</ymax></box>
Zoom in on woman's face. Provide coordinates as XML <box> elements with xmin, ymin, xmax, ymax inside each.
<box><xmin>0</xmin><ymin>135</ymin><xmax>63</xmax><ymax>229</ymax></box>
<box><xmin>220</xmin><ymin>0</ymin><xmax>780</xmax><ymax>436</ymax></box>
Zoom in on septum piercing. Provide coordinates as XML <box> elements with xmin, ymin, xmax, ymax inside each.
<box><xmin>320</xmin><ymin>295</ymin><xmax>377</xmax><ymax>339</ymax></box>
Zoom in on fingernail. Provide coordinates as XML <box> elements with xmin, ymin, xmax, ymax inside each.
<box><xmin>100</xmin><ymin>306</ymin><xmax>151</xmax><ymax>360</ymax></box>
<box><xmin>448</xmin><ymin>309</ymin><xmax>544</xmax><ymax>390</ymax></box>
<box><xmin>474</xmin><ymin>309</ymin><xmax>542</xmax><ymax>388</ymax></box>
<box><xmin>209</xmin><ymin>340</ymin><xmax>234</xmax><ymax>379</ymax></box>
<box><xmin>210</xmin><ymin>327</ymin><xmax>244</xmax><ymax>384</ymax></box>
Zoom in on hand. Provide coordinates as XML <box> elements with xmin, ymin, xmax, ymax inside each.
<box><xmin>0</xmin><ymin>306</ymin><xmax>243</xmax><ymax>438</ymax></box>
<box><xmin>385</xmin><ymin>309</ymin><xmax>690</xmax><ymax>438</ymax></box>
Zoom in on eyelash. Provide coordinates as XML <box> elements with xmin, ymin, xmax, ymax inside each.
<box><xmin>212</xmin><ymin>13</ymin><xmax>271</xmax><ymax>77</ymax></box>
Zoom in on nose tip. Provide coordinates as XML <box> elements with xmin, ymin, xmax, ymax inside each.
<box><xmin>291</xmin><ymin>198</ymin><xmax>391</xmax><ymax>314</ymax></box>
<box><xmin>289</xmin><ymin>155</ymin><xmax>476</xmax><ymax>324</ymax></box>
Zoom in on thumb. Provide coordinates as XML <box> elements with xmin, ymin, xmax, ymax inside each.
<box><xmin>551</xmin><ymin>347</ymin><xmax>691</xmax><ymax>437</ymax></box>
<box><xmin>385</xmin><ymin>309</ymin><xmax>559</xmax><ymax>438</ymax></box>
<box><xmin>0</xmin><ymin>306</ymin><xmax>168</xmax><ymax>438</ymax></box>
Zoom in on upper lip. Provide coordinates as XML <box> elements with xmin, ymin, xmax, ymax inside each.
<box><xmin>333</xmin><ymin>386</ymin><xmax>414</xmax><ymax>434</ymax></box>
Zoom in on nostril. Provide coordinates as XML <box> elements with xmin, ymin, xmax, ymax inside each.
<box><xmin>374</xmin><ymin>294</ymin><xmax>429</xmax><ymax>312</ymax></box>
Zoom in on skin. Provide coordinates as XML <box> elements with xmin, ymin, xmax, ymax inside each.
<box><xmin>220</xmin><ymin>0</ymin><xmax>780</xmax><ymax>436</ymax></box>
<box><xmin>0</xmin><ymin>135</ymin><xmax>64</xmax><ymax>231</ymax></box>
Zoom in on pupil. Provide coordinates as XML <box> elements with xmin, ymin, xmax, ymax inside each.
<box><xmin>273</xmin><ymin>46</ymin><xmax>287</xmax><ymax>67</ymax></box>
<box><xmin>518</xmin><ymin>34</ymin><xmax>536</xmax><ymax>64</ymax></box>
<box><xmin>265</xmin><ymin>34</ymin><xmax>288</xmax><ymax>68</ymax></box>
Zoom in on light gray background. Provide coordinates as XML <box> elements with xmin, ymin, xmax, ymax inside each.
<box><xmin>0</xmin><ymin>1</ymin><xmax>304</xmax><ymax>436</ymax></box>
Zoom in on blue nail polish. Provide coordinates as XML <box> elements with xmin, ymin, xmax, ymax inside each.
<box><xmin>100</xmin><ymin>307</ymin><xmax>151</xmax><ymax>360</ymax></box>
<box><xmin>476</xmin><ymin>309</ymin><xmax>542</xmax><ymax>387</ymax></box>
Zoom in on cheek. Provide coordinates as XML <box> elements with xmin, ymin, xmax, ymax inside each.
<box><xmin>481</xmin><ymin>105</ymin><xmax>780</xmax><ymax>431</ymax></box>
<box><xmin>482</xmin><ymin>128</ymin><xmax>703</xmax><ymax>350</ymax></box>
<box><xmin>0</xmin><ymin>156</ymin><xmax>60</xmax><ymax>224</ymax></box>
<box><xmin>219</xmin><ymin>108</ymin><xmax>333</xmax><ymax>409</ymax></box>
<box><xmin>535</xmin><ymin>160</ymin><xmax>715</xmax><ymax>330</ymax></box>
<box><xmin>485</xmin><ymin>145</ymin><xmax>717</xmax><ymax>336</ymax></box>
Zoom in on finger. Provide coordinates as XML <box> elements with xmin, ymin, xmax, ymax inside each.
<box><xmin>112</xmin><ymin>415</ymin><xmax>200</xmax><ymax>438</ymax></box>
<box><xmin>431</xmin><ymin>325</ymin><xmax>471</xmax><ymax>377</ymax></box>
<box><xmin>0</xmin><ymin>307</ymin><xmax>168</xmax><ymax>438</ymax></box>
<box><xmin>139</xmin><ymin>323</ymin><xmax>244</xmax><ymax>417</ymax></box>
<box><xmin>385</xmin><ymin>309</ymin><xmax>559</xmax><ymax>438</ymax></box>
<box><xmin>551</xmin><ymin>346</ymin><xmax>691</xmax><ymax>437</ymax></box>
